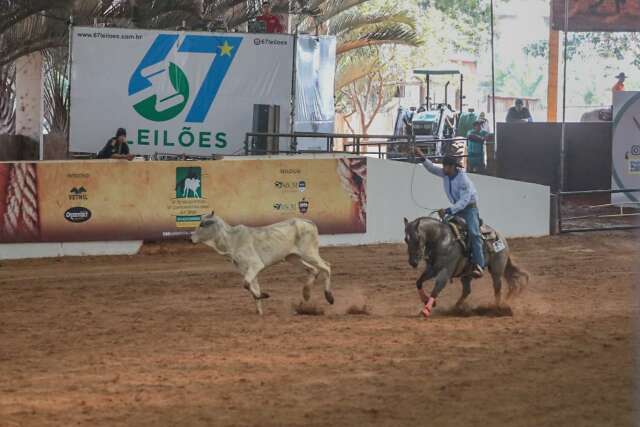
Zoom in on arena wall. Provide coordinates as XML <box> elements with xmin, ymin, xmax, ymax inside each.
<box><xmin>0</xmin><ymin>156</ymin><xmax>549</xmax><ymax>259</ymax></box>
<box><xmin>320</xmin><ymin>157</ymin><xmax>550</xmax><ymax>246</ymax></box>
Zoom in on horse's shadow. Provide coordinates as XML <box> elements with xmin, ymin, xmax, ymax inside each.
<box><xmin>437</xmin><ymin>303</ymin><xmax>514</xmax><ymax>318</ymax></box>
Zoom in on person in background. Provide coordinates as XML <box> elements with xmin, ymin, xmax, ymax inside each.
<box><xmin>612</xmin><ymin>72</ymin><xmax>626</xmax><ymax>92</ymax></box>
<box><xmin>505</xmin><ymin>98</ymin><xmax>533</xmax><ymax>123</ymax></box>
<box><xmin>97</xmin><ymin>128</ymin><xmax>134</xmax><ymax>160</ymax></box>
<box><xmin>256</xmin><ymin>1</ymin><xmax>284</xmax><ymax>33</ymax></box>
<box><xmin>456</xmin><ymin>108</ymin><xmax>478</xmax><ymax>138</ymax></box>
<box><xmin>478</xmin><ymin>111</ymin><xmax>491</xmax><ymax>132</ymax></box>
<box><xmin>466</xmin><ymin>120</ymin><xmax>493</xmax><ymax>173</ymax></box>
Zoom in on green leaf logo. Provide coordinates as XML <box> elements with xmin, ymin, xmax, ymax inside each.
<box><xmin>133</xmin><ymin>63</ymin><xmax>190</xmax><ymax>122</ymax></box>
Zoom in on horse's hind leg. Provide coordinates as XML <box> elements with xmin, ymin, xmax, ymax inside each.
<box><xmin>491</xmin><ymin>272</ymin><xmax>503</xmax><ymax>308</ymax></box>
<box><xmin>455</xmin><ymin>277</ymin><xmax>472</xmax><ymax>308</ymax></box>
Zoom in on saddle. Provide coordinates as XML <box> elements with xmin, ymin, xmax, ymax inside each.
<box><xmin>447</xmin><ymin>216</ymin><xmax>500</xmax><ymax>254</ymax></box>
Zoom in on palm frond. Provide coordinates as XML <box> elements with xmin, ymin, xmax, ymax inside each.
<box><xmin>0</xmin><ymin>62</ymin><xmax>16</xmax><ymax>134</ymax></box>
<box><xmin>335</xmin><ymin>56</ymin><xmax>381</xmax><ymax>90</ymax></box>
<box><xmin>328</xmin><ymin>9</ymin><xmax>414</xmax><ymax>36</ymax></box>
<box><xmin>337</xmin><ymin>24</ymin><xmax>421</xmax><ymax>56</ymax></box>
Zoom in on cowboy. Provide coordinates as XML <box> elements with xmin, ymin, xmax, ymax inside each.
<box><xmin>414</xmin><ymin>147</ymin><xmax>485</xmax><ymax>279</ymax></box>
<box><xmin>613</xmin><ymin>72</ymin><xmax>626</xmax><ymax>92</ymax></box>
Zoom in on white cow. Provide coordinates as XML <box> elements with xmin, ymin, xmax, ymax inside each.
<box><xmin>183</xmin><ymin>177</ymin><xmax>201</xmax><ymax>198</ymax></box>
<box><xmin>191</xmin><ymin>212</ymin><xmax>333</xmax><ymax>315</ymax></box>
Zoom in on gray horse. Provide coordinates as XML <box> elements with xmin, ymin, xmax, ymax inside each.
<box><xmin>403</xmin><ymin>216</ymin><xmax>529</xmax><ymax>315</ymax></box>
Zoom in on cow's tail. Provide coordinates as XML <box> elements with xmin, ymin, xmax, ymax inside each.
<box><xmin>504</xmin><ymin>256</ymin><xmax>529</xmax><ymax>297</ymax></box>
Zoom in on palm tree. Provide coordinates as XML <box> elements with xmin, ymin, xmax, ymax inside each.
<box><xmin>0</xmin><ymin>0</ymin><xmax>420</xmax><ymax>137</ymax></box>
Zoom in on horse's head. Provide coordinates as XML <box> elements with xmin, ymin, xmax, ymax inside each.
<box><xmin>404</xmin><ymin>217</ymin><xmax>426</xmax><ymax>268</ymax></box>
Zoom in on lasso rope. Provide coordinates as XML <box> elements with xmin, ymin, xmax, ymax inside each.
<box><xmin>2</xmin><ymin>163</ymin><xmax>39</xmax><ymax>238</ymax></box>
<box><xmin>410</xmin><ymin>162</ymin><xmax>440</xmax><ymax>212</ymax></box>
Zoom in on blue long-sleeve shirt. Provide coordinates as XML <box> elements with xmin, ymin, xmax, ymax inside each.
<box><xmin>422</xmin><ymin>159</ymin><xmax>478</xmax><ymax>214</ymax></box>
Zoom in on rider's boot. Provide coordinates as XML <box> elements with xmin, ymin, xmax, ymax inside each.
<box><xmin>471</xmin><ymin>264</ymin><xmax>484</xmax><ymax>279</ymax></box>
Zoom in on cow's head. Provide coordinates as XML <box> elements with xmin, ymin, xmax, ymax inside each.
<box><xmin>191</xmin><ymin>210</ymin><xmax>222</xmax><ymax>244</ymax></box>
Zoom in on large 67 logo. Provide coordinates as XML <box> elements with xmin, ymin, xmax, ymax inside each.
<box><xmin>128</xmin><ymin>34</ymin><xmax>241</xmax><ymax>122</ymax></box>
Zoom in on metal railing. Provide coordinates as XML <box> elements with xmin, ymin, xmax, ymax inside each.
<box><xmin>243</xmin><ymin>131</ymin><xmax>468</xmax><ymax>160</ymax></box>
<box><xmin>554</xmin><ymin>188</ymin><xmax>640</xmax><ymax>233</ymax></box>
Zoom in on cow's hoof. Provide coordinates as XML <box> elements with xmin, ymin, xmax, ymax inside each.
<box><xmin>260</xmin><ymin>292</ymin><xmax>270</xmax><ymax>299</ymax></box>
<box><xmin>324</xmin><ymin>291</ymin><xmax>335</xmax><ymax>305</ymax></box>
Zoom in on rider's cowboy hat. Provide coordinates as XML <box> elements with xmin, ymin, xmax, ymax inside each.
<box><xmin>442</xmin><ymin>155</ymin><xmax>462</xmax><ymax>168</ymax></box>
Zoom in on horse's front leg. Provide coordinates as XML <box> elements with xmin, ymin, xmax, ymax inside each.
<box><xmin>422</xmin><ymin>269</ymin><xmax>452</xmax><ymax>318</ymax></box>
<box><xmin>416</xmin><ymin>263</ymin><xmax>437</xmax><ymax>303</ymax></box>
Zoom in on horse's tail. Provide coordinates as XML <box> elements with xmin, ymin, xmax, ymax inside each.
<box><xmin>504</xmin><ymin>256</ymin><xmax>529</xmax><ymax>297</ymax></box>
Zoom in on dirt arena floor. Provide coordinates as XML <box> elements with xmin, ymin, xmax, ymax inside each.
<box><xmin>0</xmin><ymin>231</ymin><xmax>637</xmax><ymax>426</ymax></box>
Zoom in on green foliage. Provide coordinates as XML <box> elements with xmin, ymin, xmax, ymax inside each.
<box><xmin>418</xmin><ymin>0</ymin><xmax>493</xmax><ymax>54</ymax></box>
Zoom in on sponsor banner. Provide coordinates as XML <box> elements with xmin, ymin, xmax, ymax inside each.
<box><xmin>0</xmin><ymin>158</ymin><xmax>366</xmax><ymax>243</ymax></box>
<box><xmin>612</xmin><ymin>91</ymin><xmax>640</xmax><ymax>204</ymax></box>
<box><xmin>69</xmin><ymin>27</ymin><xmax>293</xmax><ymax>156</ymax></box>
<box><xmin>552</xmin><ymin>0</ymin><xmax>640</xmax><ymax>31</ymax></box>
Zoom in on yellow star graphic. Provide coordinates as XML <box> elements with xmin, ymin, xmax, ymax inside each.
<box><xmin>219</xmin><ymin>41</ymin><xmax>233</xmax><ymax>56</ymax></box>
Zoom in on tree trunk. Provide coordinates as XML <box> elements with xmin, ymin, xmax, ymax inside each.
<box><xmin>14</xmin><ymin>52</ymin><xmax>42</xmax><ymax>148</ymax></box>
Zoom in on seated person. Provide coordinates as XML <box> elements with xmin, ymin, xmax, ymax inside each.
<box><xmin>256</xmin><ymin>1</ymin><xmax>284</xmax><ymax>33</ymax></box>
<box><xmin>466</xmin><ymin>120</ymin><xmax>493</xmax><ymax>173</ymax></box>
<box><xmin>505</xmin><ymin>99</ymin><xmax>533</xmax><ymax>123</ymax></box>
<box><xmin>97</xmin><ymin>128</ymin><xmax>134</xmax><ymax>160</ymax></box>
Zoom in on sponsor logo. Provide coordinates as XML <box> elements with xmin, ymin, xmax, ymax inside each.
<box><xmin>68</xmin><ymin>186</ymin><xmax>88</xmax><ymax>201</ymax></box>
<box><xmin>272</xmin><ymin>198</ymin><xmax>310</xmax><ymax>213</ymax></box>
<box><xmin>298</xmin><ymin>198</ymin><xmax>309</xmax><ymax>214</ymax></box>
<box><xmin>280</xmin><ymin>168</ymin><xmax>301</xmax><ymax>174</ymax></box>
<box><xmin>64</xmin><ymin>207</ymin><xmax>91</xmax><ymax>223</ymax></box>
<box><xmin>176</xmin><ymin>167</ymin><xmax>202</xmax><ymax>199</ymax></box>
<box><xmin>274</xmin><ymin>180</ymin><xmax>307</xmax><ymax>192</ymax></box>
<box><xmin>66</xmin><ymin>173</ymin><xmax>90</xmax><ymax>179</ymax></box>
<box><xmin>128</xmin><ymin>34</ymin><xmax>242</xmax><ymax>122</ymax></box>
<box><xmin>631</xmin><ymin>145</ymin><xmax>640</xmax><ymax>156</ymax></box>
<box><xmin>253</xmin><ymin>38</ymin><xmax>288</xmax><ymax>46</ymax></box>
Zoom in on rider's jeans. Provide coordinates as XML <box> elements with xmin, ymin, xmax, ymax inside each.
<box><xmin>459</xmin><ymin>206</ymin><xmax>485</xmax><ymax>268</ymax></box>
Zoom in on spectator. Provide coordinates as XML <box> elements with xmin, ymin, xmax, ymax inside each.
<box><xmin>97</xmin><ymin>128</ymin><xmax>134</xmax><ymax>160</ymax></box>
<box><xmin>505</xmin><ymin>99</ymin><xmax>533</xmax><ymax>123</ymax></box>
<box><xmin>478</xmin><ymin>111</ymin><xmax>491</xmax><ymax>132</ymax></box>
<box><xmin>613</xmin><ymin>72</ymin><xmax>626</xmax><ymax>92</ymax></box>
<box><xmin>456</xmin><ymin>108</ymin><xmax>478</xmax><ymax>138</ymax></box>
<box><xmin>256</xmin><ymin>1</ymin><xmax>284</xmax><ymax>33</ymax></box>
<box><xmin>466</xmin><ymin>120</ymin><xmax>493</xmax><ymax>173</ymax></box>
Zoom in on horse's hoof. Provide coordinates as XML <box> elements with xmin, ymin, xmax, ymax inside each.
<box><xmin>324</xmin><ymin>291</ymin><xmax>335</xmax><ymax>305</ymax></box>
<box><xmin>260</xmin><ymin>292</ymin><xmax>270</xmax><ymax>299</ymax></box>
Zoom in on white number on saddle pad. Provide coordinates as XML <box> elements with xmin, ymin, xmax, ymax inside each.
<box><xmin>492</xmin><ymin>240</ymin><xmax>506</xmax><ymax>253</ymax></box>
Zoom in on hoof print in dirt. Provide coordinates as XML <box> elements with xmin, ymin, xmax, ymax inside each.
<box><xmin>345</xmin><ymin>304</ymin><xmax>371</xmax><ymax>315</ymax></box>
<box><xmin>293</xmin><ymin>302</ymin><xmax>325</xmax><ymax>316</ymax></box>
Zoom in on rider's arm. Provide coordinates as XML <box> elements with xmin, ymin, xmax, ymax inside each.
<box><xmin>446</xmin><ymin>175</ymin><xmax>475</xmax><ymax>215</ymax></box>
<box><xmin>422</xmin><ymin>157</ymin><xmax>445</xmax><ymax>178</ymax></box>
